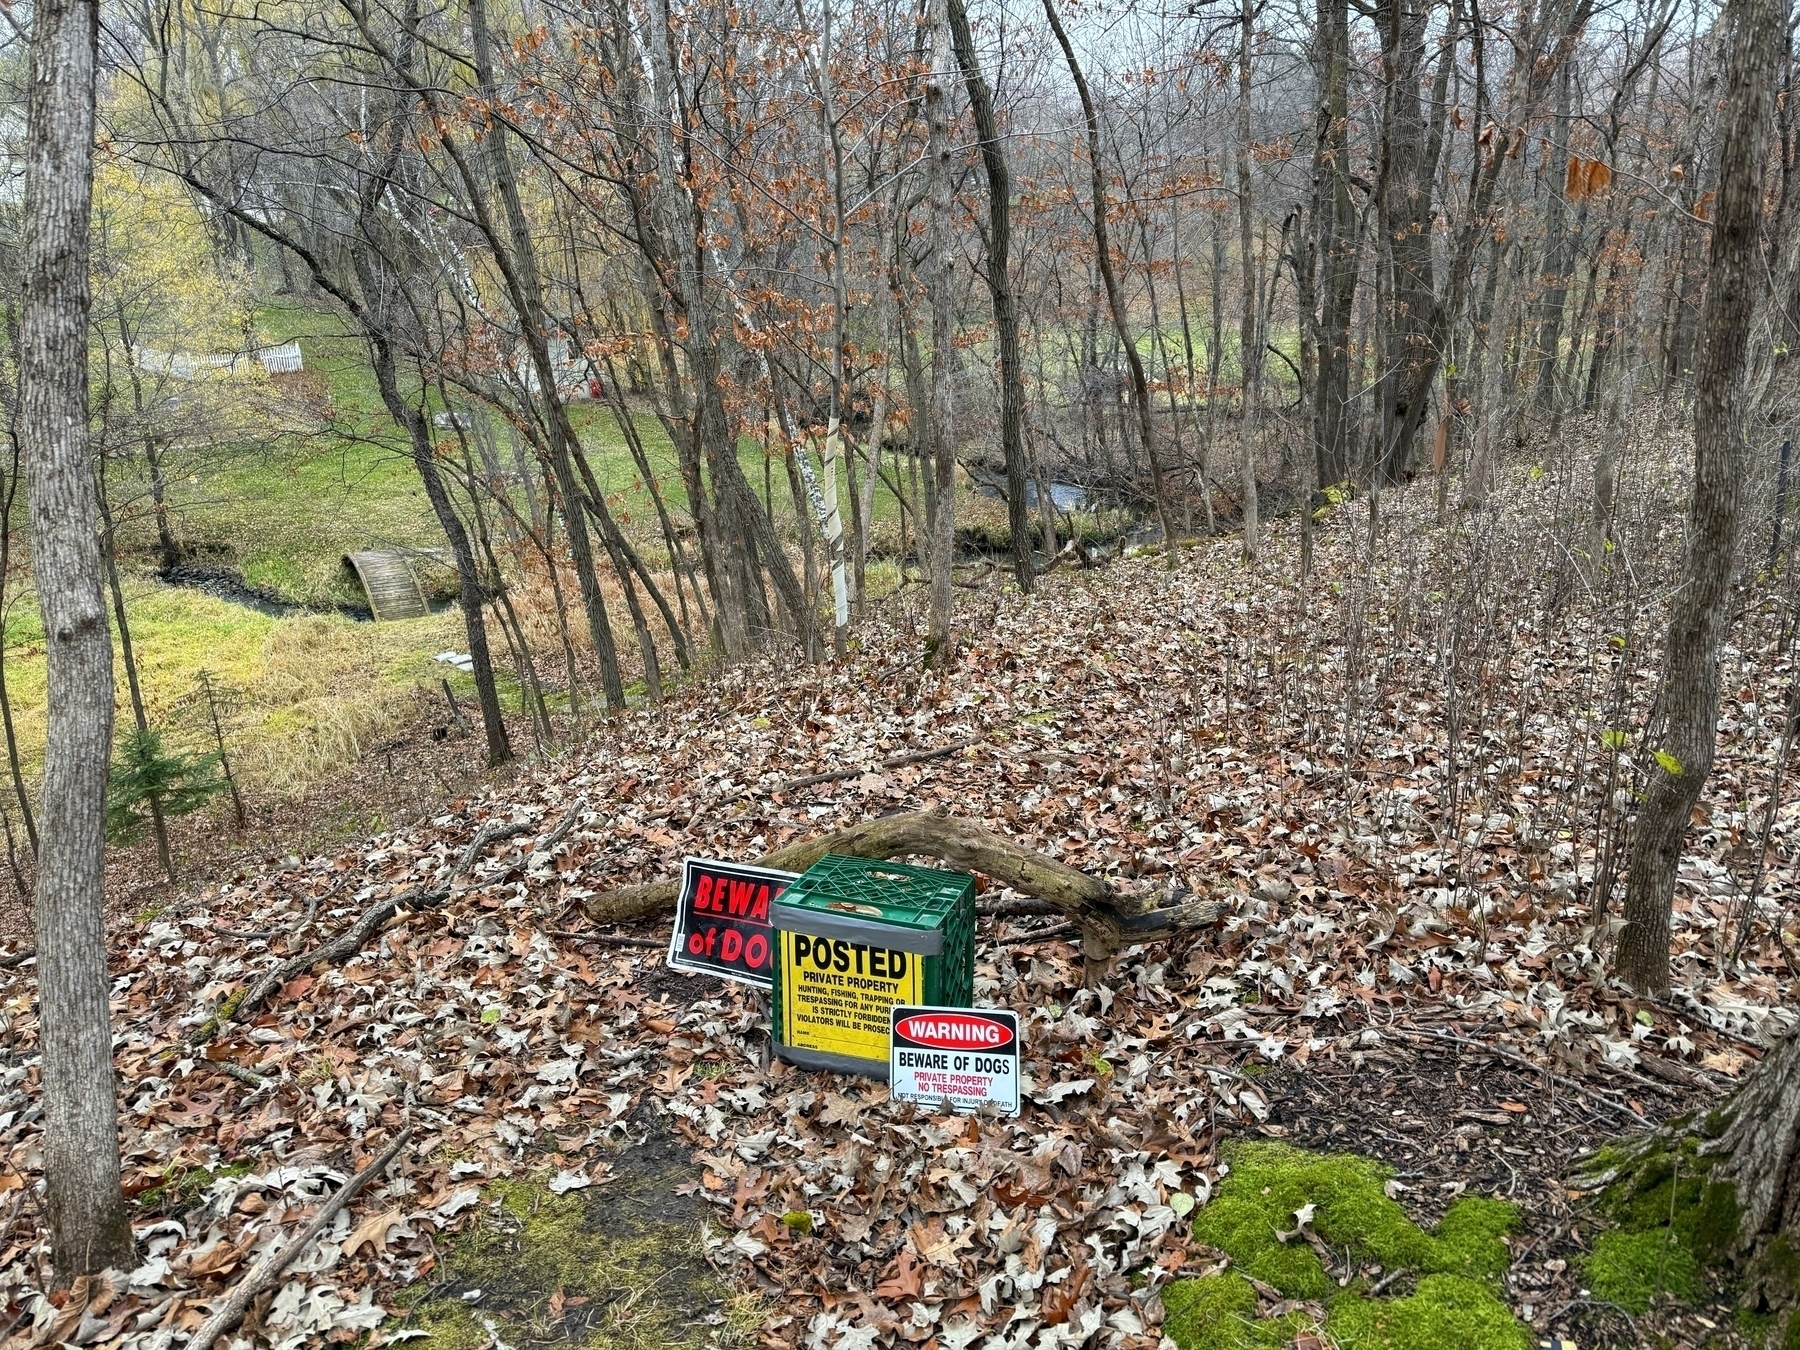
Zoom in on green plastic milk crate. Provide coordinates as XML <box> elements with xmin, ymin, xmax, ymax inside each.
<box><xmin>770</xmin><ymin>854</ymin><xmax>975</xmax><ymax>1077</ymax></box>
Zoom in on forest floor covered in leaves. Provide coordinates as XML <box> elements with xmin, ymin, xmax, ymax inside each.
<box><xmin>2</xmin><ymin>445</ymin><xmax>1796</xmax><ymax>1350</ymax></box>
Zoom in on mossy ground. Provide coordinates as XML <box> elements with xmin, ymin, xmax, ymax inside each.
<box><xmin>1160</xmin><ymin>1142</ymin><xmax>1529</xmax><ymax>1350</ymax></box>
<box><xmin>1571</xmin><ymin>1126</ymin><xmax>1739</xmax><ymax>1316</ymax></box>
<box><xmin>394</xmin><ymin>1133</ymin><xmax>759</xmax><ymax>1349</ymax></box>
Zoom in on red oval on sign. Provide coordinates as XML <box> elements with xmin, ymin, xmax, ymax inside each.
<box><xmin>895</xmin><ymin>1014</ymin><xmax>1013</xmax><ymax>1050</ymax></box>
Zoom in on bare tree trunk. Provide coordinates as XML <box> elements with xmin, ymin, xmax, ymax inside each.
<box><xmin>924</xmin><ymin>0</ymin><xmax>958</xmax><ymax>663</ymax></box>
<box><xmin>947</xmin><ymin>0</ymin><xmax>1033</xmax><ymax>594</ymax></box>
<box><xmin>1235</xmin><ymin>0</ymin><xmax>1262</xmax><ymax>559</ymax></box>
<box><xmin>1615</xmin><ymin>0</ymin><xmax>1780</xmax><ymax>994</ymax></box>
<box><xmin>463</xmin><ymin>0</ymin><xmax>627</xmax><ymax>712</ymax></box>
<box><xmin>19</xmin><ymin>0</ymin><xmax>135</xmax><ymax>1280</ymax></box>
<box><xmin>1043</xmin><ymin>0</ymin><xmax>1178</xmax><ymax>564</ymax></box>
<box><xmin>96</xmin><ymin>480</ymin><xmax>173</xmax><ymax>881</ymax></box>
<box><xmin>364</xmin><ymin>335</ymin><xmax>514</xmax><ymax>765</ymax></box>
<box><xmin>1168</xmin><ymin>202</ymin><xmax>1215</xmax><ymax>534</ymax></box>
<box><xmin>1313</xmin><ymin>0</ymin><xmax>1356</xmax><ymax>495</ymax></box>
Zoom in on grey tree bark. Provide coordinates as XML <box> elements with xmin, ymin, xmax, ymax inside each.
<box><xmin>947</xmin><ymin>0</ymin><xmax>1034</xmax><ymax>595</ymax></box>
<box><xmin>1043</xmin><ymin>0</ymin><xmax>1179</xmax><ymax>563</ymax></box>
<box><xmin>1615</xmin><ymin>0</ymin><xmax>1781</xmax><ymax>994</ymax></box>
<box><xmin>923</xmin><ymin>0</ymin><xmax>959</xmax><ymax>662</ymax></box>
<box><xmin>20</xmin><ymin>0</ymin><xmax>135</xmax><ymax>1281</ymax></box>
<box><xmin>1234</xmin><ymin>0</ymin><xmax>1262</xmax><ymax>558</ymax></box>
<box><xmin>1312</xmin><ymin>0</ymin><xmax>1357</xmax><ymax>496</ymax></box>
<box><xmin>463</xmin><ymin>0</ymin><xmax>628</xmax><ymax>712</ymax></box>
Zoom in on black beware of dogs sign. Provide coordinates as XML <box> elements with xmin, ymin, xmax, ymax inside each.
<box><xmin>666</xmin><ymin>858</ymin><xmax>796</xmax><ymax>987</ymax></box>
<box><xmin>888</xmin><ymin>1006</ymin><xmax>1020</xmax><ymax>1115</ymax></box>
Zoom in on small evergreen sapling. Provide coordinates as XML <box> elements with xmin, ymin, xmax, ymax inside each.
<box><xmin>105</xmin><ymin>726</ymin><xmax>225</xmax><ymax>847</ymax></box>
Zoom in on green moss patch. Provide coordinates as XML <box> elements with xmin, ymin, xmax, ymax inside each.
<box><xmin>1162</xmin><ymin>1143</ymin><xmax>1526</xmax><ymax>1350</ymax></box>
<box><xmin>1191</xmin><ymin>1142</ymin><xmax>1515</xmax><ymax>1298</ymax></box>
<box><xmin>396</xmin><ymin>1134</ymin><xmax>757</xmax><ymax>1348</ymax></box>
<box><xmin>1585</xmin><ymin>1228</ymin><xmax>1705</xmax><ymax>1313</ymax></box>
<box><xmin>1570</xmin><ymin>1128</ymin><xmax>1741</xmax><ymax>1318</ymax></box>
<box><xmin>1330</xmin><ymin>1274</ymin><xmax>1532</xmax><ymax>1350</ymax></box>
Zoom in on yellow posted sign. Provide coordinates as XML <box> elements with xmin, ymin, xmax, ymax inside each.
<box><xmin>777</xmin><ymin>930</ymin><xmax>922</xmax><ymax>1062</ymax></box>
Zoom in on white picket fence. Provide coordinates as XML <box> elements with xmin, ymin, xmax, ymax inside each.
<box><xmin>132</xmin><ymin>340</ymin><xmax>304</xmax><ymax>380</ymax></box>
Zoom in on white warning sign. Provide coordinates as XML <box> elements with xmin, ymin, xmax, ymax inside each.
<box><xmin>888</xmin><ymin>1006</ymin><xmax>1020</xmax><ymax>1116</ymax></box>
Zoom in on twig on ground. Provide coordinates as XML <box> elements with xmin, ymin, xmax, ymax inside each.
<box><xmin>999</xmin><ymin>922</ymin><xmax>1081</xmax><ymax>946</ymax></box>
<box><xmin>212</xmin><ymin>1062</ymin><xmax>271</xmax><ymax>1090</ymax></box>
<box><xmin>1648</xmin><ymin>995</ymin><xmax>1770</xmax><ymax>1055</ymax></box>
<box><xmin>0</xmin><ymin>948</ymin><xmax>31</xmax><ymax>969</ymax></box>
<box><xmin>457</xmin><ymin>818</ymin><xmax>533</xmax><ymax>879</ymax></box>
<box><xmin>550</xmin><ymin>930</ymin><xmax>666</xmax><ymax>949</ymax></box>
<box><xmin>1369</xmin><ymin>1266</ymin><xmax>1410</xmax><ymax>1296</ymax></box>
<box><xmin>1394</xmin><ymin>1026</ymin><xmax>1648</xmax><ymax>1123</ymax></box>
<box><xmin>187</xmin><ymin>1128</ymin><xmax>413</xmax><ymax>1350</ymax></box>
<box><xmin>528</xmin><ymin>808</ymin><xmax>582</xmax><ymax>865</ymax></box>
<box><xmin>190</xmin><ymin>815</ymin><xmax>544</xmax><ymax>1045</ymax></box>
<box><xmin>0</xmin><ymin>1188</ymin><xmax>24</xmax><ymax>1252</ymax></box>
<box><xmin>764</xmin><ymin>737</ymin><xmax>983</xmax><ymax>797</ymax></box>
<box><xmin>191</xmin><ymin>884</ymin><xmax>443</xmax><ymax>1045</ymax></box>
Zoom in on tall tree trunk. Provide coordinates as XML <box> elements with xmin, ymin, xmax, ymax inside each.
<box><xmin>465</xmin><ymin>0</ymin><xmax>627</xmax><ymax>712</ymax></box>
<box><xmin>923</xmin><ymin>0</ymin><xmax>958</xmax><ymax>662</ymax></box>
<box><xmin>1235</xmin><ymin>0</ymin><xmax>1262</xmax><ymax>558</ymax></box>
<box><xmin>1615</xmin><ymin>0</ymin><xmax>1780</xmax><ymax>994</ymax></box>
<box><xmin>799</xmin><ymin>0</ymin><xmax>852</xmax><ymax>653</ymax></box>
<box><xmin>947</xmin><ymin>0</ymin><xmax>1033</xmax><ymax>594</ymax></box>
<box><xmin>1168</xmin><ymin>201</ymin><xmax>1215</xmax><ymax>533</ymax></box>
<box><xmin>1533</xmin><ymin>57</ymin><xmax>1575</xmax><ymax>409</ymax></box>
<box><xmin>364</xmin><ymin>333</ymin><xmax>514</xmax><ymax>766</ymax></box>
<box><xmin>96</xmin><ymin>482</ymin><xmax>173</xmax><ymax>882</ymax></box>
<box><xmin>1043</xmin><ymin>0</ymin><xmax>1178</xmax><ymax>563</ymax></box>
<box><xmin>1706</xmin><ymin>1033</ymin><xmax>1800</xmax><ymax>1322</ymax></box>
<box><xmin>1372</xmin><ymin>0</ymin><xmax>1436</xmax><ymax>484</ymax></box>
<box><xmin>19</xmin><ymin>0</ymin><xmax>135</xmax><ymax>1280</ymax></box>
<box><xmin>1313</xmin><ymin>0</ymin><xmax>1356</xmax><ymax>494</ymax></box>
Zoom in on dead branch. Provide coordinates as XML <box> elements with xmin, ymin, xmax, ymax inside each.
<box><xmin>456</xmin><ymin>817</ymin><xmax>532</xmax><ymax>876</ymax></box>
<box><xmin>190</xmin><ymin>884</ymin><xmax>444</xmax><ymax>1044</ymax></box>
<box><xmin>190</xmin><ymin>813</ymin><xmax>536</xmax><ymax>1044</ymax></box>
<box><xmin>580</xmin><ymin>807</ymin><xmax>1226</xmax><ymax>983</ymax></box>
<box><xmin>187</xmin><ymin>1128</ymin><xmax>413</xmax><ymax>1350</ymax></box>
<box><xmin>528</xmin><ymin>807</ymin><xmax>582</xmax><ymax>866</ymax></box>
<box><xmin>776</xmin><ymin>737</ymin><xmax>979</xmax><ymax>793</ymax></box>
<box><xmin>550</xmin><ymin>930</ymin><xmax>666</xmax><ymax>948</ymax></box>
<box><xmin>1395</xmin><ymin>1026</ymin><xmax>1648</xmax><ymax>1123</ymax></box>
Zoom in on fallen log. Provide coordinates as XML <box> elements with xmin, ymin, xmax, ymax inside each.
<box><xmin>580</xmin><ymin>807</ymin><xmax>1227</xmax><ymax>984</ymax></box>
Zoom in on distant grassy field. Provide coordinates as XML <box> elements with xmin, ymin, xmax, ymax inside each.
<box><xmin>3</xmin><ymin>298</ymin><xmax>973</xmax><ymax>803</ymax></box>
<box><xmin>0</xmin><ymin>578</ymin><xmax>469</xmax><ymax>797</ymax></box>
<box><xmin>106</xmin><ymin>299</ymin><xmax>925</xmax><ymax>608</ymax></box>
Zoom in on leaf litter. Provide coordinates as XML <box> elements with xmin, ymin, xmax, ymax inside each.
<box><xmin>0</xmin><ymin>468</ymin><xmax>1794</xmax><ymax>1349</ymax></box>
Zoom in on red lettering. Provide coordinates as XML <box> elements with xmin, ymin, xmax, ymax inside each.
<box><xmin>720</xmin><ymin>929</ymin><xmax>743</xmax><ymax>962</ymax></box>
<box><xmin>696</xmin><ymin>875</ymin><xmax>715</xmax><ymax>912</ymax></box>
<box><xmin>750</xmin><ymin>884</ymin><xmax>771</xmax><ymax>921</ymax></box>
<box><xmin>744</xmin><ymin>933</ymin><xmax>769</xmax><ymax>969</ymax></box>
<box><xmin>728</xmin><ymin>879</ymin><xmax>754</xmax><ymax>916</ymax></box>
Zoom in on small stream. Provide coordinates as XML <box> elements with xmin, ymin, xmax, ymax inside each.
<box><xmin>159</xmin><ymin>563</ymin><xmax>373</xmax><ymax>622</ymax></box>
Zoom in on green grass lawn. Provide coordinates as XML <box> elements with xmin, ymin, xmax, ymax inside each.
<box><xmin>3</xmin><ymin>297</ymin><xmax>961</xmax><ymax>802</ymax></box>
<box><xmin>0</xmin><ymin>577</ymin><xmax>468</xmax><ymax>796</ymax></box>
<box><xmin>105</xmin><ymin>298</ymin><xmax>923</xmax><ymax>607</ymax></box>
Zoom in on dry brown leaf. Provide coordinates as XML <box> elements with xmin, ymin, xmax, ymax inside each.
<box><xmin>344</xmin><ymin>1207</ymin><xmax>405</xmax><ymax>1258</ymax></box>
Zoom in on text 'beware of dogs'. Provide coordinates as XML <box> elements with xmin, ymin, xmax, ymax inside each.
<box><xmin>665</xmin><ymin>857</ymin><xmax>796</xmax><ymax>986</ymax></box>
